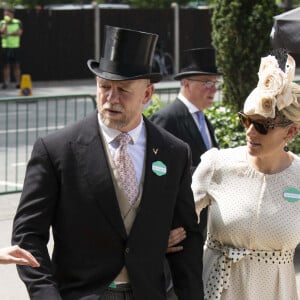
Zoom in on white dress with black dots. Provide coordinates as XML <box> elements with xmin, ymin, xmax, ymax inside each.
<box><xmin>192</xmin><ymin>146</ymin><xmax>300</xmax><ymax>300</ymax></box>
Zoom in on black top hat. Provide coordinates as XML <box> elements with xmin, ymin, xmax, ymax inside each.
<box><xmin>87</xmin><ymin>26</ymin><xmax>162</xmax><ymax>83</ymax></box>
<box><xmin>174</xmin><ymin>47</ymin><xmax>221</xmax><ymax>80</ymax></box>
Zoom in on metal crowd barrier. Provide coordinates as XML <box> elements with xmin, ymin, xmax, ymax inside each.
<box><xmin>0</xmin><ymin>87</ymin><xmax>180</xmax><ymax>195</ymax></box>
<box><xmin>0</xmin><ymin>94</ymin><xmax>97</xmax><ymax>195</ymax></box>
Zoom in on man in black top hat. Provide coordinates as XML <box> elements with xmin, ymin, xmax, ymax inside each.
<box><xmin>12</xmin><ymin>26</ymin><xmax>204</xmax><ymax>300</ymax></box>
<box><xmin>151</xmin><ymin>48</ymin><xmax>221</xmax><ymax>171</ymax></box>
<box><xmin>150</xmin><ymin>48</ymin><xmax>221</xmax><ymax>239</ymax></box>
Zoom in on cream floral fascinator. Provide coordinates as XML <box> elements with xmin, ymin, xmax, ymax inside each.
<box><xmin>244</xmin><ymin>50</ymin><xmax>297</xmax><ymax>118</ymax></box>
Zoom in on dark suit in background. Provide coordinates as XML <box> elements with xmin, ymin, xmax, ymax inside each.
<box><xmin>151</xmin><ymin>48</ymin><xmax>221</xmax><ymax>237</ymax></box>
<box><xmin>150</xmin><ymin>98</ymin><xmax>218</xmax><ymax>171</ymax></box>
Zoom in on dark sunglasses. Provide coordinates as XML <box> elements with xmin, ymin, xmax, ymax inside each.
<box><xmin>238</xmin><ymin>112</ymin><xmax>292</xmax><ymax>135</ymax></box>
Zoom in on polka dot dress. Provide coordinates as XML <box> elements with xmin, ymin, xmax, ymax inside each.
<box><xmin>192</xmin><ymin>146</ymin><xmax>300</xmax><ymax>300</ymax></box>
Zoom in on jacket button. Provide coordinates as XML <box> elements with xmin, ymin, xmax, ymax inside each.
<box><xmin>125</xmin><ymin>248</ymin><xmax>130</xmax><ymax>254</ymax></box>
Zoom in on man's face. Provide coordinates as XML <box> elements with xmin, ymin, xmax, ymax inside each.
<box><xmin>182</xmin><ymin>75</ymin><xmax>219</xmax><ymax>110</ymax></box>
<box><xmin>96</xmin><ymin>77</ymin><xmax>153</xmax><ymax>132</ymax></box>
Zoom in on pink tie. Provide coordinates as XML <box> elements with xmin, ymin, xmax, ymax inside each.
<box><xmin>114</xmin><ymin>133</ymin><xmax>139</xmax><ymax>205</ymax></box>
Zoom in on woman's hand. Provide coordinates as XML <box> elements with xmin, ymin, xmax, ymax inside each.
<box><xmin>166</xmin><ymin>227</ymin><xmax>186</xmax><ymax>253</ymax></box>
<box><xmin>0</xmin><ymin>245</ymin><xmax>40</xmax><ymax>267</ymax></box>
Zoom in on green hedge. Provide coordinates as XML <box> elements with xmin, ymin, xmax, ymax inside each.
<box><xmin>205</xmin><ymin>102</ymin><xmax>246</xmax><ymax>148</ymax></box>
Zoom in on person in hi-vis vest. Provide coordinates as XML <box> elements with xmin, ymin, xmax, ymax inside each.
<box><xmin>0</xmin><ymin>8</ymin><xmax>23</xmax><ymax>89</ymax></box>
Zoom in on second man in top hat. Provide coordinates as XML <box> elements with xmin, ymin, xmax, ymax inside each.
<box><xmin>150</xmin><ymin>47</ymin><xmax>221</xmax><ymax>238</ymax></box>
<box><xmin>12</xmin><ymin>26</ymin><xmax>204</xmax><ymax>300</ymax></box>
<box><xmin>150</xmin><ymin>47</ymin><xmax>221</xmax><ymax>170</ymax></box>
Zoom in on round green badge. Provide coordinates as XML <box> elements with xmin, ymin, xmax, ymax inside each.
<box><xmin>152</xmin><ymin>161</ymin><xmax>167</xmax><ymax>176</ymax></box>
<box><xmin>283</xmin><ymin>187</ymin><xmax>300</xmax><ymax>202</ymax></box>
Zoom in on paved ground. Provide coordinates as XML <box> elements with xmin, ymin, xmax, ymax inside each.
<box><xmin>0</xmin><ymin>78</ymin><xmax>181</xmax><ymax>99</ymax></box>
<box><xmin>0</xmin><ymin>78</ymin><xmax>95</xmax><ymax>98</ymax></box>
<box><xmin>0</xmin><ymin>67</ymin><xmax>299</xmax><ymax>99</ymax></box>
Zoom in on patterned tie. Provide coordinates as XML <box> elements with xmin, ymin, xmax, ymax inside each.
<box><xmin>197</xmin><ymin>111</ymin><xmax>211</xmax><ymax>149</ymax></box>
<box><xmin>114</xmin><ymin>133</ymin><xmax>139</xmax><ymax>205</ymax></box>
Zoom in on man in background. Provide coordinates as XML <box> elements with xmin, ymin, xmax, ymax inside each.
<box><xmin>150</xmin><ymin>48</ymin><xmax>221</xmax><ymax>236</ymax></box>
<box><xmin>0</xmin><ymin>8</ymin><xmax>23</xmax><ymax>89</ymax></box>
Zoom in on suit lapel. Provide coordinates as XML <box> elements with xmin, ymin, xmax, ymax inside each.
<box><xmin>71</xmin><ymin>113</ymin><xmax>127</xmax><ymax>239</ymax></box>
<box><xmin>130</xmin><ymin>118</ymin><xmax>169</xmax><ymax>228</ymax></box>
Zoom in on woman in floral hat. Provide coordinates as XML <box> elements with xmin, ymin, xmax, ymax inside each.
<box><xmin>168</xmin><ymin>49</ymin><xmax>300</xmax><ymax>299</ymax></box>
<box><xmin>192</xmin><ymin>51</ymin><xmax>300</xmax><ymax>300</ymax></box>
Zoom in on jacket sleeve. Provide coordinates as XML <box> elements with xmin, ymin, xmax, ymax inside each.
<box><xmin>167</xmin><ymin>144</ymin><xmax>204</xmax><ymax>300</ymax></box>
<box><xmin>12</xmin><ymin>138</ymin><xmax>62</xmax><ymax>300</ymax></box>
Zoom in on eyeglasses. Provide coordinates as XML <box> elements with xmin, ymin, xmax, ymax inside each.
<box><xmin>238</xmin><ymin>112</ymin><xmax>292</xmax><ymax>135</ymax></box>
<box><xmin>188</xmin><ymin>79</ymin><xmax>222</xmax><ymax>90</ymax></box>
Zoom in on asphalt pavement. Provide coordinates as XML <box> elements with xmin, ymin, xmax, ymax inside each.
<box><xmin>0</xmin><ymin>78</ymin><xmax>300</xmax><ymax>299</ymax></box>
<box><xmin>0</xmin><ymin>78</ymin><xmax>181</xmax><ymax>99</ymax></box>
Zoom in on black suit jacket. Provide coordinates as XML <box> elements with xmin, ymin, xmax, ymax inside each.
<box><xmin>12</xmin><ymin>112</ymin><xmax>204</xmax><ymax>300</ymax></box>
<box><xmin>150</xmin><ymin>98</ymin><xmax>218</xmax><ymax>171</ymax></box>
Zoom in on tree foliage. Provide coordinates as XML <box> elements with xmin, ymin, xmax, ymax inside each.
<box><xmin>211</xmin><ymin>0</ymin><xmax>280</xmax><ymax>111</ymax></box>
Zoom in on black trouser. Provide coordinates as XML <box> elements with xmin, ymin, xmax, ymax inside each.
<box><xmin>101</xmin><ymin>284</ymin><xmax>134</xmax><ymax>300</ymax></box>
<box><xmin>101</xmin><ymin>284</ymin><xmax>177</xmax><ymax>300</ymax></box>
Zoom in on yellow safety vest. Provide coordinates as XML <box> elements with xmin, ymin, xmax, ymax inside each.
<box><xmin>0</xmin><ymin>18</ymin><xmax>22</xmax><ymax>48</ymax></box>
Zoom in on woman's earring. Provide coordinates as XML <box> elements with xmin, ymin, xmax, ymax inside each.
<box><xmin>284</xmin><ymin>143</ymin><xmax>289</xmax><ymax>152</ymax></box>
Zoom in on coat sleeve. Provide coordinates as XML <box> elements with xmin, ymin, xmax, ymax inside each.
<box><xmin>12</xmin><ymin>138</ymin><xmax>62</xmax><ymax>300</ymax></box>
<box><xmin>192</xmin><ymin>148</ymin><xmax>218</xmax><ymax>217</ymax></box>
<box><xmin>167</xmin><ymin>143</ymin><xmax>204</xmax><ymax>300</ymax></box>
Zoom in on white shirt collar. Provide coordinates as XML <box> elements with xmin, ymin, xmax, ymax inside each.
<box><xmin>177</xmin><ymin>92</ymin><xmax>199</xmax><ymax>114</ymax></box>
<box><xmin>98</xmin><ymin>113</ymin><xmax>144</xmax><ymax>145</ymax></box>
